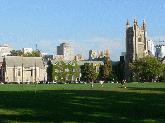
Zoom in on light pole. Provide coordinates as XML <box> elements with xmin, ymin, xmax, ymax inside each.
<box><xmin>21</xmin><ymin>56</ymin><xmax>24</xmax><ymax>91</ymax></box>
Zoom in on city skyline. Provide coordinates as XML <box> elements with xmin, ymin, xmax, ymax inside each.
<box><xmin>0</xmin><ymin>0</ymin><xmax>165</xmax><ymax>60</ymax></box>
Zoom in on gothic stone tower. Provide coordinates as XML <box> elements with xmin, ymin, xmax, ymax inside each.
<box><xmin>125</xmin><ymin>19</ymin><xmax>148</xmax><ymax>80</ymax></box>
<box><xmin>126</xmin><ymin>19</ymin><xmax>148</xmax><ymax>62</ymax></box>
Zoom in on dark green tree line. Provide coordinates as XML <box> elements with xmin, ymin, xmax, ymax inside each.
<box><xmin>99</xmin><ymin>57</ymin><xmax>112</xmax><ymax>82</ymax></box>
<box><xmin>80</xmin><ymin>63</ymin><xmax>97</xmax><ymax>83</ymax></box>
<box><xmin>129</xmin><ymin>56</ymin><xmax>165</xmax><ymax>82</ymax></box>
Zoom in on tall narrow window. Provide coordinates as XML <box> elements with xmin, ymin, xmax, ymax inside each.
<box><xmin>31</xmin><ymin>69</ymin><xmax>33</xmax><ymax>76</ymax></box>
<box><xmin>138</xmin><ymin>37</ymin><xmax>141</xmax><ymax>42</ymax></box>
<box><xmin>18</xmin><ymin>69</ymin><xmax>21</xmax><ymax>76</ymax></box>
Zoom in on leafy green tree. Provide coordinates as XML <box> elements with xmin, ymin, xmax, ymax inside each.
<box><xmin>9</xmin><ymin>50</ymin><xmax>23</xmax><ymax>56</ymax></box>
<box><xmin>9</xmin><ymin>50</ymin><xmax>41</xmax><ymax>57</ymax></box>
<box><xmin>23</xmin><ymin>50</ymin><xmax>41</xmax><ymax>57</ymax></box>
<box><xmin>52</xmin><ymin>61</ymin><xmax>80</xmax><ymax>83</ymax></box>
<box><xmin>81</xmin><ymin>63</ymin><xmax>97</xmax><ymax>82</ymax></box>
<box><xmin>99</xmin><ymin>57</ymin><xmax>112</xmax><ymax>82</ymax></box>
<box><xmin>67</xmin><ymin>61</ymin><xmax>80</xmax><ymax>82</ymax></box>
<box><xmin>129</xmin><ymin>56</ymin><xmax>164</xmax><ymax>82</ymax></box>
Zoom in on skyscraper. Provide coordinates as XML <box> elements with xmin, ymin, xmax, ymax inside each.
<box><xmin>57</xmin><ymin>43</ymin><xmax>73</xmax><ymax>60</ymax></box>
<box><xmin>0</xmin><ymin>44</ymin><xmax>12</xmax><ymax>57</ymax></box>
<box><xmin>148</xmin><ymin>39</ymin><xmax>155</xmax><ymax>56</ymax></box>
<box><xmin>155</xmin><ymin>44</ymin><xmax>165</xmax><ymax>58</ymax></box>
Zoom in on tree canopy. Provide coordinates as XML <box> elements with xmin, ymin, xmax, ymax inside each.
<box><xmin>23</xmin><ymin>50</ymin><xmax>41</xmax><ymax>57</ymax></box>
<box><xmin>129</xmin><ymin>56</ymin><xmax>165</xmax><ymax>82</ymax></box>
<box><xmin>9</xmin><ymin>50</ymin><xmax>41</xmax><ymax>57</ymax></box>
<box><xmin>80</xmin><ymin>63</ymin><xmax>97</xmax><ymax>82</ymax></box>
<box><xmin>99</xmin><ymin>57</ymin><xmax>112</xmax><ymax>82</ymax></box>
<box><xmin>9</xmin><ymin>50</ymin><xmax>23</xmax><ymax>56</ymax></box>
<box><xmin>50</xmin><ymin>61</ymin><xmax>80</xmax><ymax>83</ymax></box>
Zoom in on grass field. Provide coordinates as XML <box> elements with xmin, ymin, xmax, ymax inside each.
<box><xmin>0</xmin><ymin>82</ymin><xmax>165</xmax><ymax>123</ymax></box>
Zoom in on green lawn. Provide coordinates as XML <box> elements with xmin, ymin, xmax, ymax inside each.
<box><xmin>0</xmin><ymin>83</ymin><xmax>165</xmax><ymax>123</ymax></box>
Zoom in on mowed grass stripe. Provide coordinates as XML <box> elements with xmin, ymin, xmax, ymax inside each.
<box><xmin>0</xmin><ymin>83</ymin><xmax>164</xmax><ymax>123</ymax></box>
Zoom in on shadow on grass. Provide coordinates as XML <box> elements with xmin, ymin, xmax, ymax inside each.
<box><xmin>127</xmin><ymin>87</ymin><xmax>165</xmax><ymax>93</ymax></box>
<box><xmin>0</xmin><ymin>89</ymin><xmax>164</xmax><ymax>123</ymax></box>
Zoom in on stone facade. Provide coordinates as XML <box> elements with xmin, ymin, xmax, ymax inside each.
<box><xmin>88</xmin><ymin>49</ymin><xmax>110</xmax><ymax>61</ymax></box>
<box><xmin>89</xmin><ymin>50</ymin><xmax>97</xmax><ymax>60</ymax></box>
<box><xmin>126</xmin><ymin>19</ymin><xmax>148</xmax><ymax>62</ymax></box>
<box><xmin>125</xmin><ymin>19</ymin><xmax>148</xmax><ymax>81</ymax></box>
<box><xmin>1</xmin><ymin>56</ymin><xmax>47</xmax><ymax>83</ymax></box>
<box><xmin>48</xmin><ymin>60</ymin><xmax>104</xmax><ymax>83</ymax></box>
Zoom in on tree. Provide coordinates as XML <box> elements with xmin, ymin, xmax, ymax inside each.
<box><xmin>99</xmin><ymin>57</ymin><xmax>112</xmax><ymax>82</ymax></box>
<box><xmin>51</xmin><ymin>61</ymin><xmax>80</xmax><ymax>83</ymax></box>
<box><xmin>67</xmin><ymin>61</ymin><xmax>80</xmax><ymax>82</ymax></box>
<box><xmin>23</xmin><ymin>50</ymin><xmax>41</xmax><ymax>57</ymax></box>
<box><xmin>129</xmin><ymin>56</ymin><xmax>164</xmax><ymax>82</ymax></box>
<box><xmin>47</xmin><ymin>60</ymin><xmax>53</xmax><ymax>82</ymax></box>
<box><xmin>81</xmin><ymin>63</ymin><xmax>97</xmax><ymax>83</ymax></box>
<box><xmin>9</xmin><ymin>50</ymin><xmax>23</xmax><ymax>56</ymax></box>
<box><xmin>9</xmin><ymin>50</ymin><xmax>41</xmax><ymax>57</ymax></box>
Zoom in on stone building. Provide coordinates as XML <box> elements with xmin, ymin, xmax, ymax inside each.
<box><xmin>49</xmin><ymin>60</ymin><xmax>80</xmax><ymax>82</ymax></box>
<box><xmin>89</xmin><ymin>49</ymin><xmax>110</xmax><ymax>61</ymax></box>
<box><xmin>125</xmin><ymin>19</ymin><xmax>148</xmax><ymax>81</ymax></box>
<box><xmin>78</xmin><ymin>60</ymin><xmax>104</xmax><ymax>74</ymax></box>
<box><xmin>1</xmin><ymin>56</ymin><xmax>47</xmax><ymax>83</ymax></box>
<box><xmin>126</xmin><ymin>19</ymin><xmax>148</xmax><ymax>62</ymax></box>
<box><xmin>89</xmin><ymin>50</ymin><xmax>97</xmax><ymax>60</ymax></box>
<box><xmin>47</xmin><ymin>60</ymin><xmax>103</xmax><ymax>83</ymax></box>
<box><xmin>0</xmin><ymin>57</ymin><xmax>4</xmax><ymax>81</ymax></box>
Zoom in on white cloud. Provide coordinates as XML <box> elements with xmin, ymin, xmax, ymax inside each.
<box><xmin>71</xmin><ymin>36</ymin><xmax>125</xmax><ymax>61</ymax></box>
<box><xmin>1</xmin><ymin>35</ymin><xmax>125</xmax><ymax>61</ymax></box>
<box><xmin>150</xmin><ymin>35</ymin><xmax>165</xmax><ymax>45</ymax></box>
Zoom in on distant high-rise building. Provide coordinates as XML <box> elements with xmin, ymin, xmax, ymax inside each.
<box><xmin>22</xmin><ymin>48</ymin><xmax>33</xmax><ymax>54</ymax></box>
<box><xmin>126</xmin><ymin>19</ymin><xmax>148</xmax><ymax>62</ymax></box>
<box><xmin>57</xmin><ymin>43</ymin><xmax>73</xmax><ymax>60</ymax></box>
<box><xmin>155</xmin><ymin>44</ymin><xmax>165</xmax><ymax>58</ymax></box>
<box><xmin>0</xmin><ymin>44</ymin><xmax>12</xmax><ymax>57</ymax></box>
<box><xmin>147</xmin><ymin>39</ymin><xmax>155</xmax><ymax>56</ymax></box>
<box><xmin>89</xmin><ymin>50</ymin><xmax>97</xmax><ymax>60</ymax></box>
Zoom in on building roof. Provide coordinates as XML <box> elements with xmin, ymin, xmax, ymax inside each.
<box><xmin>4</xmin><ymin>56</ymin><xmax>45</xmax><ymax>68</ymax></box>
<box><xmin>77</xmin><ymin>60</ymin><xmax>104</xmax><ymax>66</ymax></box>
<box><xmin>51</xmin><ymin>59</ymin><xmax>74</xmax><ymax>64</ymax></box>
<box><xmin>51</xmin><ymin>60</ymin><xmax>104</xmax><ymax>66</ymax></box>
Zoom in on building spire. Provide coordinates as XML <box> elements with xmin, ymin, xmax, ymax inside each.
<box><xmin>126</xmin><ymin>19</ymin><xmax>130</xmax><ymax>29</ymax></box>
<box><xmin>142</xmin><ymin>19</ymin><xmax>146</xmax><ymax>30</ymax></box>
<box><xmin>134</xmin><ymin>18</ymin><xmax>138</xmax><ymax>25</ymax></box>
<box><xmin>134</xmin><ymin>18</ymin><xmax>136</xmax><ymax>23</ymax></box>
<box><xmin>126</xmin><ymin>19</ymin><xmax>130</xmax><ymax>25</ymax></box>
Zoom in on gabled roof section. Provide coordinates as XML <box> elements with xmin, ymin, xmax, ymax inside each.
<box><xmin>77</xmin><ymin>60</ymin><xmax>104</xmax><ymax>66</ymax></box>
<box><xmin>4</xmin><ymin>56</ymin><xmax>44</xmax><ymax>68</ymax></box>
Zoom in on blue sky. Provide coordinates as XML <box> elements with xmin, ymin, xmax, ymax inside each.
<box><xmin>0</xmin><ymin>0</ymin><xmax>165</xmax><ymax>60</ymax></box>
